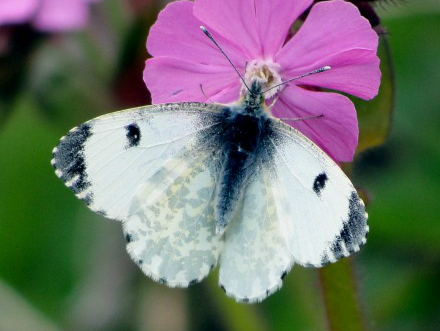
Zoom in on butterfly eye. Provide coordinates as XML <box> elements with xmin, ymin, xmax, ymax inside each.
<box><xmin>126</xmin><ymin>123</ymin><xmax>141</xmax><ymax>148</ymax></box>
<box><xmin>313</xmin><ymin>172</ymin><xmax>328</xmax><ymax>196</ymax></box>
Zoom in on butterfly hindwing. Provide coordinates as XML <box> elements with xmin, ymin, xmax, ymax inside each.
<box><xmin>265</xmin><ymin>120</ymin><xmax>368</xmax><ymax>267</ymax></box>
<box><xmin>219</xmin><ymin>163</ymin><xmax>292</xmax><ymax>303</ymax></box>
<box><xmin>51</xmin><ymin>103</ymin><xmax>223</xmax><ymax>221</ymax></box>
<box><xmin>123</xmin><ymin>147</ymin><xmax>223</xmax><ymax>287</ymax></box>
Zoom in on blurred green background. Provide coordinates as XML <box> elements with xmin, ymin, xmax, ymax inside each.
<box><xmin>1</xmin><ymin>1</ymin><xmax>439</xmax><ymax>330</ymax></box>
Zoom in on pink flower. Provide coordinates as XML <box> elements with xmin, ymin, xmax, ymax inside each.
<box><xmin>144</xmin><ymin>0</ymin><xmax>381</xmax><ymax>162</ymax></box>
<box><xmin>0</xmin><ymin>0</ymin><xmax>101</xmax><ymax>32</ymax></box>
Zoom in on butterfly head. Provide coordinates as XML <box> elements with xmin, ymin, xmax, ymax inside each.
<box><xmin>242</xmin><ymin>79</ymin><xmax>265</xmax><ymax>109</ymax></box>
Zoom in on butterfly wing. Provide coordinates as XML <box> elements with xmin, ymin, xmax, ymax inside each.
<box><xmin>52</xmin><ymin>100</ymin><xmax>368</xmax><ymax>296</ymax></box>
<box><xmin>52</xmin><ymin>102</ymin><xmax>223</xmax><ymax>221</ymax></box>
<box><xmin>123</xmin><ymin>146</ymin><xmax>223</xmax><ymax>286</ymax></box>
<box><xmin>219</xmin><ymin>162</ymin><xmax>292</xmax><ymax>303</ymax></box>
<box><xmin>265</xmin><ymin>119</ymin><xmax>368</xmax><ymax>267</ymax></box>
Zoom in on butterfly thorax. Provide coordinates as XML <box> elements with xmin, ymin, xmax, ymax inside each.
<box><xmin>215</xmin><ymin>81</ymin><xmax>271</xmax><ymax>234</ymax></box>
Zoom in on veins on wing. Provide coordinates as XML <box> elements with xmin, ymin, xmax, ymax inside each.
<box><xmin>268</xmin><ymin>136</ymin><xmax>314</xmax><ymax>193</ymax></box>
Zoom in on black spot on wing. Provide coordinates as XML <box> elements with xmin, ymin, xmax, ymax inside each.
<box><xmin>329</xmin><ymin>192</ymin><xmax>368</xmax><ymax>258</ymax></box>
<box><xmin>125</xmin><ymin>123</ymin><xmax>141</xmax><ymax>148</ymax></box>
<box><xmin>53</xmin><ymin>123</ymin><xmax>92</xmax><ymax>198</ymax></box>
<box><xmin>125</xmin><ymin>233</ymin><xmax>133</xmax><ymax>243</ymax></box>
<box><xmin>313</xmin><ymin>172</ymin><xmax>328</xmax><ymax>196</ymax></box>
<box><xmin>82</xmin><ymin>193</ymin><xmax>93</xmax><ymax>206</ymax></box>
<box><xmin>330</xmin><ymin>237</ymin><xmax>344</xmax><ymax>259</ymax></box>
<box><xmin>320</xmin><ymin>253</ymin><xmax>331</xmax><ymax>267</ymax></box>
<box><xmin>342</xmin><ymin>192</ymin><xmax>368</xmax><ymax>250</ymax></box>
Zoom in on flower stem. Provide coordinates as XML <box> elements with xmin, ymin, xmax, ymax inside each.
<box><xmin>319</xmin><ymin>258</ymin><xmax>366</xmax><ymax>331</ymax></box>
<box><xmin>206</xmin><ymin>271</ymin><xmax>269</xmax><ymax>331</ymax></box>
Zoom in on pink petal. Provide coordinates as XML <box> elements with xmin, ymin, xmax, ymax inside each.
<box><xmin>194</xmin><ymin>0</ymin><xmax>262</xmax><ymax>59</ymax></box>
<box><xmin>144</xmin><ymin>57</ymin><xmax>241</xmax><ymax>104</ymax></box>
<box><xmin>276</xmin><ymin>1</ymin><xmax>378</xmax><ymax>73</ymax></box>
<box><xmin>209</xmin><ymin>83</ymin><xmax>243</xmax><ymax>104</ymax></box>
<box><xmin>32</xmin><ymin>0</ymin><xmax>90</xmax><ymax>32</ymax></box>
<box><xmin>273</xmin><ymin>85</ymin><xmax>358</xmax><ymax>162</ymax></box>
<box><xmin>147</xmin><ymin>1</ymin><xmax>244</xmax><ymax>66</ymax></box>
<box><xmin>0</xmin><ymin>0</ymin><xmax>38</xmax><ymax>25</ymax></box>
<box><xmin>282</xmin><ymin>48</ymin><xmax>381</xmax><ymax>99</ymax></box>
<box><xmin>254</xmin><ymin>0</ymin><xmax>313</xmax><ymax>57</ymax></box>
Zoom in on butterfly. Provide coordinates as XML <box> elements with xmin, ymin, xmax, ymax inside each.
<box><xmin>52</xmin><ymin>27</ymin><xmax>368</xmax><ymax>303</ymax></box>
<box><xmin>51</xmin><ymin>79</ymin><xmax>368</xmax><ymax>303</ymax></box>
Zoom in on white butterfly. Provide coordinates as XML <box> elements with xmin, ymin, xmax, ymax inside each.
<box><xmin>51</xmin><ymin>77</ymin><xmax>368</xmax><ymax>303</ymax></box>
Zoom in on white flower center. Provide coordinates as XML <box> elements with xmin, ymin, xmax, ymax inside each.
<box><xmin>243</xmin><ymin>59</ymin><xmax>283</xmax><ymax>99</ymax></box>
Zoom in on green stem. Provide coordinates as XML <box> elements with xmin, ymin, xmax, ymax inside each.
<box><xmin>206</xmin><ymin>272</ymin><xmax>269</xmax><ymax>331</ymax></box>
<box><xmin>319</xmin><ymin>258</ymin><xmax>366</xmax><ymax>331</ymax></box>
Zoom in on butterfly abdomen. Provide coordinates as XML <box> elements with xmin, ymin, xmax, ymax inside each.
<box><xmin>215</xmin><ymin>108</ymin><xmax>271</xmax><ymax>233</ymax></box>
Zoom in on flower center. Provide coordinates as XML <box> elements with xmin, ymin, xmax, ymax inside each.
<box><xmin>243</xmin><ymin>59</ymin><xmax>283</xmax><ymax>99</ymax></box>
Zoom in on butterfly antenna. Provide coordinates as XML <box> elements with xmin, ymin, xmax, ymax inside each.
<box><xmin>200</xmin><ymin>26</ymin><xmax>251</xmax><ymax>93</ymax></box>
<box><xmin>262</xmin><ymin>66</ymin><xmax>331</xmax><ymax>95</ymax></box>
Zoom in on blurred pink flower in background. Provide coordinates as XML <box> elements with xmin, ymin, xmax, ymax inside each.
<box><xmin>0</xmin><ymin>0</ymin><xmax>101</xmax><ymax>32</ymax></box>
<box><xmin>144</xmin><ymin>0</ymin><xmax>381</xmax><ymax>162</ymax></box>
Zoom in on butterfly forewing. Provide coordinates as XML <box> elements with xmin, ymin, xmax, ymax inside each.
<box><xmin>265</xmin><ymin>120</ymin><xmax>368</xmax><ymax>267</ymax></box>
<box><xmin>51</xmin><ymin>103</ymin><xmax>224</xmax><ymax>221</ymax></box>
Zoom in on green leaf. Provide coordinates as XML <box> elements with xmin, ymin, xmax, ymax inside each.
<box><xmin>355</xmin><ymin>34</ymin><xmax>395</xmax><ymax>154</ymax></box>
